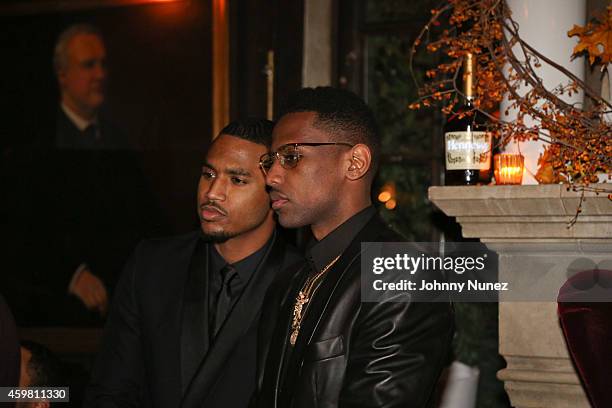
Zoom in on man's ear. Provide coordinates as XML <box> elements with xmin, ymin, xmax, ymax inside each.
<box><xmin>346</xmin><ymin>144</ymin><xmax>372</xmax><ymax>180</ymax></box>
<box><xmin>57</xmin><ymin>69</ymin><xmax>67</xmax><ymax>88</ymax></box>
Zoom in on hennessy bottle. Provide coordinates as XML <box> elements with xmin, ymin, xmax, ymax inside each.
<box><xmin>443</xmin><ymin>53</ymin><xmax>492</xmax><ymax>185</ymax></box>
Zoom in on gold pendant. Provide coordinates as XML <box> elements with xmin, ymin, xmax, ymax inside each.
<box><xmin>288</xmin><ymin>255</ymin><xmax>340</xmax><ymax>347</ymax></box>
<box><xmin>294</xmin><ymin>292</ymin><xmax>308</xmax><ymax>322</ymax></box>
<box><xmin>290</xmin><ymin>291</ymin><xmax>309</xmax><ymax>346</ymax></box>
<box><xmin>290</xmin><ymin>327</ymin><xmax>299</xmax><ymax>345</ymax></box>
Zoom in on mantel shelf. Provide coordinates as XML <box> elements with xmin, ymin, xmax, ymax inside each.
<box><xmin>428</xmin><ymin>184</ymin><xmax>612</xmax><ymax>242</ymax></box>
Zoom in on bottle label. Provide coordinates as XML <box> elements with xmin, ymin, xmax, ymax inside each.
<box><xmin>445</xmin><ymin>131</ymin><xmax>492</xmax><ymax>170</ymax></box>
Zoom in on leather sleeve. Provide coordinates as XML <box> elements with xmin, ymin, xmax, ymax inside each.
<box><xmin>339</xmin><ymin>301</ymin><xmax>453</xmax><ymax>408</ymax></box>
<box><xmin>84</xmin><ymin>244</ymin><xmax>146</xmax><ymax>408</ymax></box>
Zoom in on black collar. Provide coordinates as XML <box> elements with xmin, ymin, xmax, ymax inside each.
<box><xmin>208</xmin><ymin>234</ymin><xmax>273</xmax><ymax>283</ymax></box>
<box><xmin>306</xmin><ymin>206</ymin><xmax>376</xmax><ymax>273</ymax></box>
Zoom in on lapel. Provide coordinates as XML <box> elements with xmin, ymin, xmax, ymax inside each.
<box><xmin>56</xmin><ymin>108</ymin><xmax>80</xmax><ymax>148</ymax></box>
<box><xmin>180</xmin><ymin>230</ymin><xmax>286</xmax><ymax>408</ymax></box>
<box><xmin>281</xmin><ymin>216</ymin><xmax>388</xmax><ymax>397</ymax></box>
<box><xmin>259</xmin><ymin>262</ymin><xmax>308</xmax><ymax>402</ymax></box>
<box><xmin>180</xmin><ymin>237</ymin><xmax>211</xmax><ymax>394</ymax></box>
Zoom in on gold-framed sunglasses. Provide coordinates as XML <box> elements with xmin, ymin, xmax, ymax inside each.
<box><xmin>259</xmin><ymin>142</ymin><xmax>354</xmax><ymax>175</ymax></box>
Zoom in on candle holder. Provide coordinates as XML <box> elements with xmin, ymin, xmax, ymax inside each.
<box><xmin>494</xmin><ymin>154</ymin><xmax>524</xmax><ymax>185</ymax></box>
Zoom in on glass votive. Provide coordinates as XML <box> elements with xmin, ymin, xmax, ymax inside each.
<box><xmin>494</xmin><ymin>154</ymin><xmax>524</xmax><ymax>185</ymax></box>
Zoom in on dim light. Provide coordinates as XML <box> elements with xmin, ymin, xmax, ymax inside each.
<box><xmin>378</xmin><ymin>191</ymin><xmax>392</xmax><ymax>203</ymax></box>
<box><xmin>494</xmin><ymin>154</ymin><xmax>525</xmax><ymax>185</ymax></box>
<box><xmin>385</xmin><ymin>199</ymin><xmax>397</xmax><ymax>210</ymax></box>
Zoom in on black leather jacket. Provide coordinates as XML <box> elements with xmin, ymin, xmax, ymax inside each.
<box><xmin>255</xmin><ymin>216</ymin><xmax>454</xmax><ymax>408</ymax></box>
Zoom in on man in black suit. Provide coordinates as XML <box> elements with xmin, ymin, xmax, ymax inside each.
<box><xmin>255</xmin><ymin>87</ymin><xmax>454</xmax><ymax>407</ymax></box>
<box><xmin>85</xmin><ymin>119</ymin><xmax>301</xmax><ymax>408</ymax></box>
<box><xmin>0</xmin><ymin>24</ymin><xmax>158</xmax><ymax>326</ymax></box>
<box><xmin>51</xmin><ymin>23</ymin><xmax>127</xmax><ymax>317</ymax></box>
<box><xmin>53</xmin><ymin>23</ymin><xmax>126</xmax><ymax>150</ymax></box>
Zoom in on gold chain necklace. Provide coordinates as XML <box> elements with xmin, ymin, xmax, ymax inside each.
<box><xmin>289</xmin><ymin>254</ymin><xmax>341</xmax><ymax>346</ymax></box>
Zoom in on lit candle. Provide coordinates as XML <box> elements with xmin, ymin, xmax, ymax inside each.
<box><xmin>494</xmin><ymin>154</ymin><xmax>525</xmax><ymax>185</ymax></box>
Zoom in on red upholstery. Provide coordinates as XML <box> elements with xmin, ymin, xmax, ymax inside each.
<box><xmin>557</xmin><ymin>269</ymin><xmax>612</xmax><ymax>408</ymax></box>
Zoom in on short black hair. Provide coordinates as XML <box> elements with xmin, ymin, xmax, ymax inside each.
<box><xmin>219</xmin><ymin>118</ymin><xmax>275</xmax><ymax>148</ymax></box>
<box><xmin>280</xmin><ymin>86</ymin><xmax>381</xmax><ymax>175</ymax></box>
<box><xmin>20</xmin><ymin>340</ymin><xmax>62</xmax><ymax>387</ymax></box>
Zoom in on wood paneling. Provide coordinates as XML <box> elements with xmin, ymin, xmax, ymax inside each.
<box><xmin>0</xmin><ymin>0</ymin><xmax>189</xmax><ymax>16</ymax></box>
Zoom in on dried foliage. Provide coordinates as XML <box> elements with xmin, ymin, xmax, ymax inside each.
<box><xmin>409</xmin><ymin>0</ymin><xmax>612</xmax><ymax>185</ymax></box>
<box><xmin>569</xmin><ymin>7</ymin><xmax>612</xmax><ymax>66</ymax></box>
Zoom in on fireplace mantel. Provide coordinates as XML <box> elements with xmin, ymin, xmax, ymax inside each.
<box><xmin>429</xmin><ymin>184</ymin><xmax>612</xmax><ymax>408</ymax></box>
<box><xmin>429</xmin><ymin>184</ymin><xmax>612</xmax><ymax>242</ymax></box>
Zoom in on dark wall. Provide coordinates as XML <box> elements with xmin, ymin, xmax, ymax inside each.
<box><xmin>229</xmin><ymin>0</ymin><xmax>303</xmax><ymax>120</ymax></box>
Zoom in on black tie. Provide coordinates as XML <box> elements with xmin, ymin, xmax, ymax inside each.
<box><xmin>213</xmin><ymin>264</ymin><xmax>237</xmax><ymax>337</ymax></box>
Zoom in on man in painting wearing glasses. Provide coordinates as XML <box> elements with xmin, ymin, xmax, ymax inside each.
<box><xmin>254</xmin><ymin>87</ymin><xmax>453</xmax><ymax>408</ymax></box>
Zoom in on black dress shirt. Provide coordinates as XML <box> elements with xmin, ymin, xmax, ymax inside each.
<box><xmin>208</xmin><ymin>237</ymin><xmax>273</xmax><ymax>337</ymax></box>
<box><xmin>306</xmin><ymin>206</ymin><xmax>377</xmax><ymax>274</ymax></box>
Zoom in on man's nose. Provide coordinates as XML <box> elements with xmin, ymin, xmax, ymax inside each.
<box><xmin>206</xmin><ymin>178</ymin><xmax>227</xmax><ymax>201</ymax></box>
<box><xmin>265</xmin><ymin>160</ymin><xmax>284</xmax><ymax>187</ymax></box>
<box><xmin>94</xmin><ymin>61</ymin><xmax>107</xmax><ymax>79</ymax></box>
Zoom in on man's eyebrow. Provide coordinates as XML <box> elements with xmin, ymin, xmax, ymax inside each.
<box><xmin>201</xmin><ymin>161</ymin><xmax>216</xmax><ymax>171</ymax></box>
<box><xmin>226</xmin><ymin>168</ymin><xmax>251</xmax><ymax>177</ymax></box>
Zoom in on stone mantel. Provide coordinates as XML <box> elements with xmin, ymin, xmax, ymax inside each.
<box><xmin>428</xmin><ymin>184</ymin><xmax>612</xmax><ymax>408</ymax></box>
<box><xmin>429</xmin><ymin>184</ymin><xmax>612</xmax><ymax>242</ymax></box>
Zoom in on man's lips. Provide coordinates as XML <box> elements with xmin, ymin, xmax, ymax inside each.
<box><xmin>270</xmin><ymin>191</ymin><xmax>289</xmax><ymax>210</ymax></box>
<box><xmin>200</xmin><ymin>205</ymin><xmax>227</xmax><ymax>221</ymax></box>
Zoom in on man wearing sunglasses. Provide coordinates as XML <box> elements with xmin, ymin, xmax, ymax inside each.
<box><xmin>86</xmin><ymin>119</ymin><xmax>301</xmax><ymax>408</ymax></box>
<box><xmin>255</xmin><ymin>87</ymin><xmax>453</xmax><ymax>407</ymax></box>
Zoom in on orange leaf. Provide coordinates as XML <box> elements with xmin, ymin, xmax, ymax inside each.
<box><xmin>568</xmin><ymin>6</ymin><xmax>612</xmax><ymax>65</ymax></box>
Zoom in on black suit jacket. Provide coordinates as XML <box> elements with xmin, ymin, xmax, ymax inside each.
<box><xmin>86</xmin><ymin>229</ymin><xmax>302</xmax><ymax>408</ymax></box>
<box><xmin>55</xmin><ymin>108</ymin><xmax>129</xmax><ymax>150</ymax></box>
<box><xmin>0</xmin><ymin>146</ymin><xmax>166</xmax><ymax>326</ymax></box>
<box><xmin>1</xmin><ymin>107</ymin><xmax>166</xmax><ymax>326</ymax></box>
<box><xmin>255</xmin><ymin>216</ymin><xmax>454</xmax><ymax>408</ymax></box>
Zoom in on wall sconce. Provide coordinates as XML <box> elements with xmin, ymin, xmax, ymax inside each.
<box><xmin>494</xmin><ymin>154</ymin><xmax>524</xmax><ymax>185</ymax></box>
